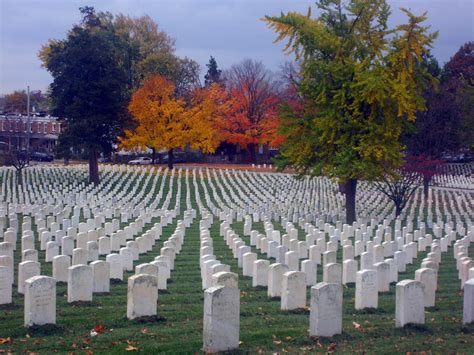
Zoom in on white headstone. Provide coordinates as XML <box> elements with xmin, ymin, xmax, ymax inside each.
<box><xmin>281</xmin><ymin>271</ymin><xmax>306</xmax><ymax>310</ymax></box>
<box><xmin>91</xmin><ymin>260</ymin><xmax>110</xmax><ymax>293</ymax></box>
<box><xmin>310</xmin><ymin>282</ymin><xmax>343</xmax><ymax>337</ymax></box>
<box><xmin>323</xmin><ymin>263</ymin><xmax>342</xmax><ymax>284</ymax></box>
<box><xmin>127</xmin><ymin>274</ymin><xmax>158</xmax><ymax>320</ymax></box>
<box><xmin>463</xmin><ymin>279</ymin><xmax>474</xmax><ymax>324</ymax></box>
<box><xmin>355</xmin><ymin>270</ymin><xmax>378</xmax><ymax>310</ymax></box>
<box><xmin>242</xmin><ymin>252</ymin><xmax>257</xmax><ymax>277</ymax></box>
<box><xmin>301</xmin><ymin>259</ymin><xmax>317</xmax><ymax>286</ymax></box>
<box><xmin>24</xmin><ymin>276</ymin><xmax>56</xmax><ymax>327</ymax></box>
<box><xmin>268</xmin><ymin>263</ymin><xmax>289</xmax><ymax>298</ymax></box>
<box><xmin>0</xmin><ymin>266</ymin><xmax>12</xmax><ymax>304</ymax></box>
<box><xmin>72</xmin><ymin>248</ymin><xmax>89</xmax><ymax>266</ymax></box>
<box><xmin>203</xmin><ymin>285</ymin><xmax>240</xmax><ymax>353</ymax></box>
<box><xmin>415</xmin><ymin>268</ymin><xmax>436</xmax><ymax>307</ymax></box>
<box><xmin>342</xmin><ymin>259</ymin><xmax>357</xmax><ymax>285</ymax></box>
<box><xmin>374</xmin><ymin>262</ymin><xmax>390</xmax><ymax>292</ymax></box>
<box><xmin>395</xmin><ymin>280</ymin><xmax>425</xmax><ymax>327</ymax></box>
<box><xmin>252</xmin><ymin>259</ymin><xmax>270</xmax><ymax>287</ymax></box>
<box><xmin>67</xmin><ymin>264</ymin><xmax>93</xmax><ymax>302</ymax></box>
<box><xmin>18</xmin><ymin>261</ymin><xmax>40</xmax><ymax>294</ymax></box>
<box><xmin>52</xmin><ymin>255</ymin><xmax>70</xmax><ymax>283</ymax></box>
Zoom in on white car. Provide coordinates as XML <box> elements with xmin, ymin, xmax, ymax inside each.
<box><xmin>128</xmin><ymin>157</ymin><xmax>152</xmax><ymax>165</ymax></box>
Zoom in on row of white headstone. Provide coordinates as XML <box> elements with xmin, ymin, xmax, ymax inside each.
<box><xmin>198</xmin><ymin>208</ymin><xmax>474</xmax><ymax>352</ymax></box>
<box><xmin>5</xmin><ymin>211</ymin><xmax>191</xmax><ymax>326</ymax></box>
<box><xmin>1</xmin><ymin>165</ymin><xmax>473</xmax><ymax>352</ymax></box>
<box><xmin>0</xmin><ymin>167</ymin><xmax>199</xmax><ymax>327</ymax></box>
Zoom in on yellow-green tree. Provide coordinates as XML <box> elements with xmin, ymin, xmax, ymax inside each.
<box><xmin>264</xmin><ymin>0</ymin><xmax>437</xmax><ymax>223</ymax></box>
<box><xmin>121</xmin><ymin>75</ymin><xmax>224</xmax><ymax>168</ymax></box>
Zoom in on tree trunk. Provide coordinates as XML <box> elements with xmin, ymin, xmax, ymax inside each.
<box><xmin>167</xmin><ymin>148</ymin><xmax>174</xmax><ymax>170</ymax></box>
<box><xmin>423</xmin><ymin>175</ymin><xmax>431</xmax><ymax>200</ymax></box>
<box><xmin>395</xmin><ymin>203</ymin><xmax>402</xmax><ymax>217</ymax></box>
<box><xmin>344</xmin><ymin>178</ymin><xmax>357</xmax><ymax>224</ymax></box>
<box><xmin>248</xmin><ymin>143</ymin><xmax>256</xmax><ymax>163</ymax></box>
<box><xmin>89</xmin><ymin>148</ymin><xmax>100</xmax><ymax>185</ymax></box>
<box><xmin>16</xmin><ymin>168</ymin><xmax>23</xmax><ymax>186</ymax></box>
<box><xmin>151</xmin><ymin>147</ymin><xmax>156</xmax><ymax>164</ymax></box>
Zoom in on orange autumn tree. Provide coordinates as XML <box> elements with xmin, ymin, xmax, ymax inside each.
<box><xmin>184</xmin><ymin>84</ymin><xmax>227</xmax><ymax>154</ymax></box>
<box><xmin>121</xmin><ymin>74</ymin><xmax>224</xmax><ymax>169</ymax></box>
<box><xmin>221</xmin><ymin>59</ymin><xmax>282</xmax><ymax>162</ymax></box>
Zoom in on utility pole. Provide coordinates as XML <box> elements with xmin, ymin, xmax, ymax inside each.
<box><xmin>26</xmin><ymin>85</ymin><xmax>31</xmax><ymax>162</ymax></box>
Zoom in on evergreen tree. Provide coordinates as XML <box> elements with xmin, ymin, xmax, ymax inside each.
<box><xmin>204</xmin><ymin>56</ymin><xmax>222</xmax><ymax>86</ymax></box>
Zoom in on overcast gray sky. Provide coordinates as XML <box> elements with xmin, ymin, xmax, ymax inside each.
<box><xmin>1</xmin><ymin>0</ymin><xmax>473</xmax><ymax>95</ymax></box>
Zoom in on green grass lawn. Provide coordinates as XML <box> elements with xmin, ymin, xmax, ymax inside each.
<box><xmin>0</xmin><ymin>172</ymin><xmax>473</xmax><ymax>353</ymax></box>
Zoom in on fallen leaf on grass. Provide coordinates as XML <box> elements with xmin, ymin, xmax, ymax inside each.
<box><xmin>327</xmin><ymin>343</ymin><xmax>337</xmax><ymax>352</ymax></box>
<box><xmin>140</xmin><ymin>328</ymin><xmax>154</xmax><ymax>335</ymax></box>
<box><xmin>93</xmin><ymin>324</ymin><xmax>105</xmax><ymax>334</ymax></box>
<box><xmin>435</xmin><ymin>338</ymin><xmax>445</xmax><ymax>344</ymax></box>
<box><xmin>0</xmin><ymin>338</ymin><xmax>12</xmax><ymax>345</ymax></box>
<box><xmin>125</xmin><ymin>345</ymin><xmax>138</xmax><ymax>351</ymax></box>
<box><xmin>273</xmin><ymin>340</ymin><xmax>282</xmax><ymax>345</ymax></box>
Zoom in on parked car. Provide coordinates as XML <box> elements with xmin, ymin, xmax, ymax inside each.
<box><xmin>98</xmin><ymin>156</ymin><xmax>111</xmax><ymax>163</ymax></box>
<box><xmin>128</xmin><ymin>157</ymin><xmax>152</xmax><ymax>165</ymax></box>
<box><xmin>30</xmin><ymin>152</ymin><xmax>54</xmax><ymax>162</ymax></box>
<box><xmin>161</xmin><ymin>152</ymin><xmax>186</xmax><ymax>163</ymax></box>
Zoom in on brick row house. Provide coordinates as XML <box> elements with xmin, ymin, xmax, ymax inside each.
<box><xmin>0</xmin><ymin>115</ymin><xmax>61</xmax><ymax>152</ymax></box>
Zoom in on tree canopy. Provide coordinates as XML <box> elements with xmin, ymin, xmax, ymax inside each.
<box><xmin>39</xmin><ymin>6</ymin><xmax>132</xmax><ymax>184</ymax></box>
<box><xmin>220</xmin><ymin>59</ymin><xmax>281</xmax><ymax>162</ymax></box>
<box><xmin>264</xmin><ymin>0</ymin><xmax>437</xmax><ymax>223</ymax></box>
<box><xmin>3</xmin><ymin>90</ymin><xmax>49</xmax><ymax>114</ymax></box>
<box><xmin>121</xmin><ymin>75</ymin><xmax>224</xmax><ymax>169</ymax></box>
